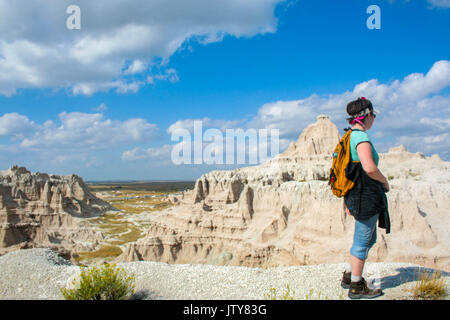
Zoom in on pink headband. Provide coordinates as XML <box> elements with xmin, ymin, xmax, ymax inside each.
<box><xmin>350</xmin><ymin>115</ymin><xmax>366</xmax><ymax>126</ymax></box>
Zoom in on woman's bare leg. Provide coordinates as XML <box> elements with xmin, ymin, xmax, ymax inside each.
<box><xmin>350</xmin><ymin>255</ymin><xmax>365</xmax><ymax>278</ymax></box>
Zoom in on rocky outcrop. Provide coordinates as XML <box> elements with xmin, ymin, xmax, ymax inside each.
<box><xmin>117</xmin><ymin>116</ymin><xmax>450</xmax><ymax>271</ymax></box>
<box><xmin>0</xmin><ymin>166</ymin><xmax>115</xmax><ymax>260</ymax></box>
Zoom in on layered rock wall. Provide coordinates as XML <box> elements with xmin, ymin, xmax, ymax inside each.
<box><xmin>117</xmin><ymin>116</ymin><xmax>450</xmax><ymax>271</ymax></box>
<box><xmin>0</xmin><ymin>166</ymin><xmax>115</xmax><ymax>259</ymax></box>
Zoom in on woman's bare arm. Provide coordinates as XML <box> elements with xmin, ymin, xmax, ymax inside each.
<box><xmin>357</xmin><ymin>142</ymin><xmax>389</xmax><ymax>192</ymax></box>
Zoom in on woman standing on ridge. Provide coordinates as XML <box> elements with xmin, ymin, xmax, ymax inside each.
<box><xmin>341</xmin><ymin>97</ymin><xmax>390</xmax><ymax>299</ymax></box>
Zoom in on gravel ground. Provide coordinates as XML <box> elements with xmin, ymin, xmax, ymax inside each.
<box><xmin>0</xmin><ymin>248</ymin><xmax>449</xmax><ymax>300</ymax></box>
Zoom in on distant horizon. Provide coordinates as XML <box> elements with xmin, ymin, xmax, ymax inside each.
<box><xmin>86</xmin><ymin>179</ymin><xmax>196</xmax><ymax>183</ymax></box>
<box><xmin>2</xmin><ymin>129</ymin><xmax>446</xmax><ymax>183</ymax></box>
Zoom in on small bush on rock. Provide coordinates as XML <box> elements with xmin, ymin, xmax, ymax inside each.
<box><xmin>60</xmin><ymin>263</ymin><xmax>135</xmax><ymax>300</ymax></box>
<box><xmin>264</xmin><ymin>284</ymin><xmax>296</xmax><ymax>300</ymax></box>
<box><xmin>411</xmin><ymin>270</ymin><xmax>446</xmax><ymax>300</ymax></box>
<box><xmin>263</xmin><ymin>285</ymin><xmax>343</xmax><ymax>300</ymax></box>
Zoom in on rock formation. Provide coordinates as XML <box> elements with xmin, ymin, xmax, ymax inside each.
<box><xmin>0</xmin><ymin>166</ymin><xmax>115</xmax><ymax>260</ymax></box>
<box><xmin>117</xmin><ymin>115</ymin><xmax>450</xmax><ymax>271</ymax></box>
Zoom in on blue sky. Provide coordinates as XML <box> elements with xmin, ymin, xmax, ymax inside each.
<box><xmin>0</xmin><ymin>0</ymin><xmax>449</xmax><ymax>180</ymax></box>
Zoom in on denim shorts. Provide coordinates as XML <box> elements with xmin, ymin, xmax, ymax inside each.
<box><xmin>350</xmin><ymin>213</ymin><xmax>378</xmax><ymax>260</ymax></box>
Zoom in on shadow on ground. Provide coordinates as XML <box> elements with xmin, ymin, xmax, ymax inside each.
<box><xmin>380</xmin><ymin>266</ymin><xmax>450</xmax><ymax>290</ymax></box>
<box><xmin>129</xmin><ymin>290</ymin><xmax>163</xmax><ymax>300</ymax></box>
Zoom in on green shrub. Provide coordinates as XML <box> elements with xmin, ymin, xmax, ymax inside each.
<box><xmin>410</xmin><ymin>270</ymin><xmax>446</xmax><ymax>300</ymax></box>
<box><xmin>263</xmin><ymin>285</ymin><xmax>343</xmax><ymax>300</ymax></box>
<box><xmin>304</xmin><ymin>288</ymin><xmax>330</xmax><ymax>300</ymax></box>
<box><xmin>60</xmin><ymin>263</ymin><xmax>135</xmax><ymax>300</ymax></box>
<box><xmin>264</xmin><ymin>284</ymin><xmax>296</xmax><ymax>300</ymax></box>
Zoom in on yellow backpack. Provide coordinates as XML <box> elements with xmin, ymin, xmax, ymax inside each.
<box><xmin>328</xmin><ymin>129</ymin><xmax>356</xmax><ymax>197</ymax></box>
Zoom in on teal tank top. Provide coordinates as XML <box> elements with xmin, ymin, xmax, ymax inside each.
<box><xmin>349</xmin><ymin>130</ymin><xmax>379</xmax><ymax>166</ymax></box>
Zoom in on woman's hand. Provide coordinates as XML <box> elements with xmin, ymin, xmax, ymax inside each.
<box><xmin>343</xmin><ymin>202</ymin><xmax>351</xmax><ymax>215</ymax></box>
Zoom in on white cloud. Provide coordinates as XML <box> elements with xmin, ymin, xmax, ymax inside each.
<box><xmin>10</xmin><ymin>112</ymin><xmax>160</xmax><ymax>150</ymax></box>
<box><xmin>395</xmin><ymin>60</ymin><xmax>450</xmax><ymax>100</ymax></box>
<box><xmin>397</xmin><ymin>133</ymin><xmax>450</xmax><ymax>160</ymax></box>
<box><xmin>122</xmin><ymin>144</ymin><xmax>173</xmax><ymax>162</ymax></box>
<box><xmin>0</xmin><ymin>111</ymin><xmax>162</xmax><ymax>173</ymax></box>
<box><xmin>245</xmin><ymin>60</ymin><xmax>450</xmax><ymax>159</ymax></box>
<box><xmin>2</xmin><ymin>59</ymin><xmax>449</xmax><ymax>179</ymax></box>
<box><xmin>420</xmin><ymin>117</ymin><xmax>450</xmax><ymax>130</ymax></box>
<box><xmin>156</xmin><ymin>68</ymin><xmax>179</xmax><ymax>83</ymax></box>
<box><xmin>387</xmin><ymin>0</ymin><xmax>450</xmax><ymax>9</ymax></box>
<box><xmin>124</xmin><ymin>60</ymin><xmax>147</xmax><ymax>75</ymax></box>
<box><xmin>148</xmin><ymin>68</ymin><xmax>180</xmax><ymax>84</ymax></box>
<box><xmin>126</xmin><ymin>60</ymin><xmax>450</xmax><ymax>164</ymax></box>
<box><xmin>0</xmin><ymin>113</ymin><xmax>35</xmax><ymax>139</ymax></box>
<box><xmin>247</xmin><ymin>96</ymin><xmax>323</xmax><ymax>137</ymax></box>
<box><xmin>93</xmin><ymin>103</ymin><xmax>108</xmax><ymax>112</ymax></box>
<box><xmin>167</xmin><ymin>117</ymin><xmax>244</xmax><ymax>135</ymax></box>
<box><xmin>423</xmin><ymin>132</ymin><xmax>448</xmax><ymax>143</ymax></box>
<box><xmin>0</xmin><ymin>0</ymin><xmax>284</xmax><ymax>96</ymax></box>
<box><xmin>427</xmin><ymin>0</ymin><xmax>450</xmax><ymax>8</ymax></box>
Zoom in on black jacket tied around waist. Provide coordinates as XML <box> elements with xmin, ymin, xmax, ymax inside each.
<box><xmin>344</xmin><ymin>161</ymin><xmax>391</xmax><ymax>234</ymax></box>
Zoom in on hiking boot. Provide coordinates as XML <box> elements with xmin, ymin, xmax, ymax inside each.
<box><xmin>348</xmin><ymin>278</ymin><xmax>383</xmax><ymax>299</ymax></box>
<box><xmin>341</xmin><ymin>271</ymin><xmax>351</xmax><ymax>289</ymax></box>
